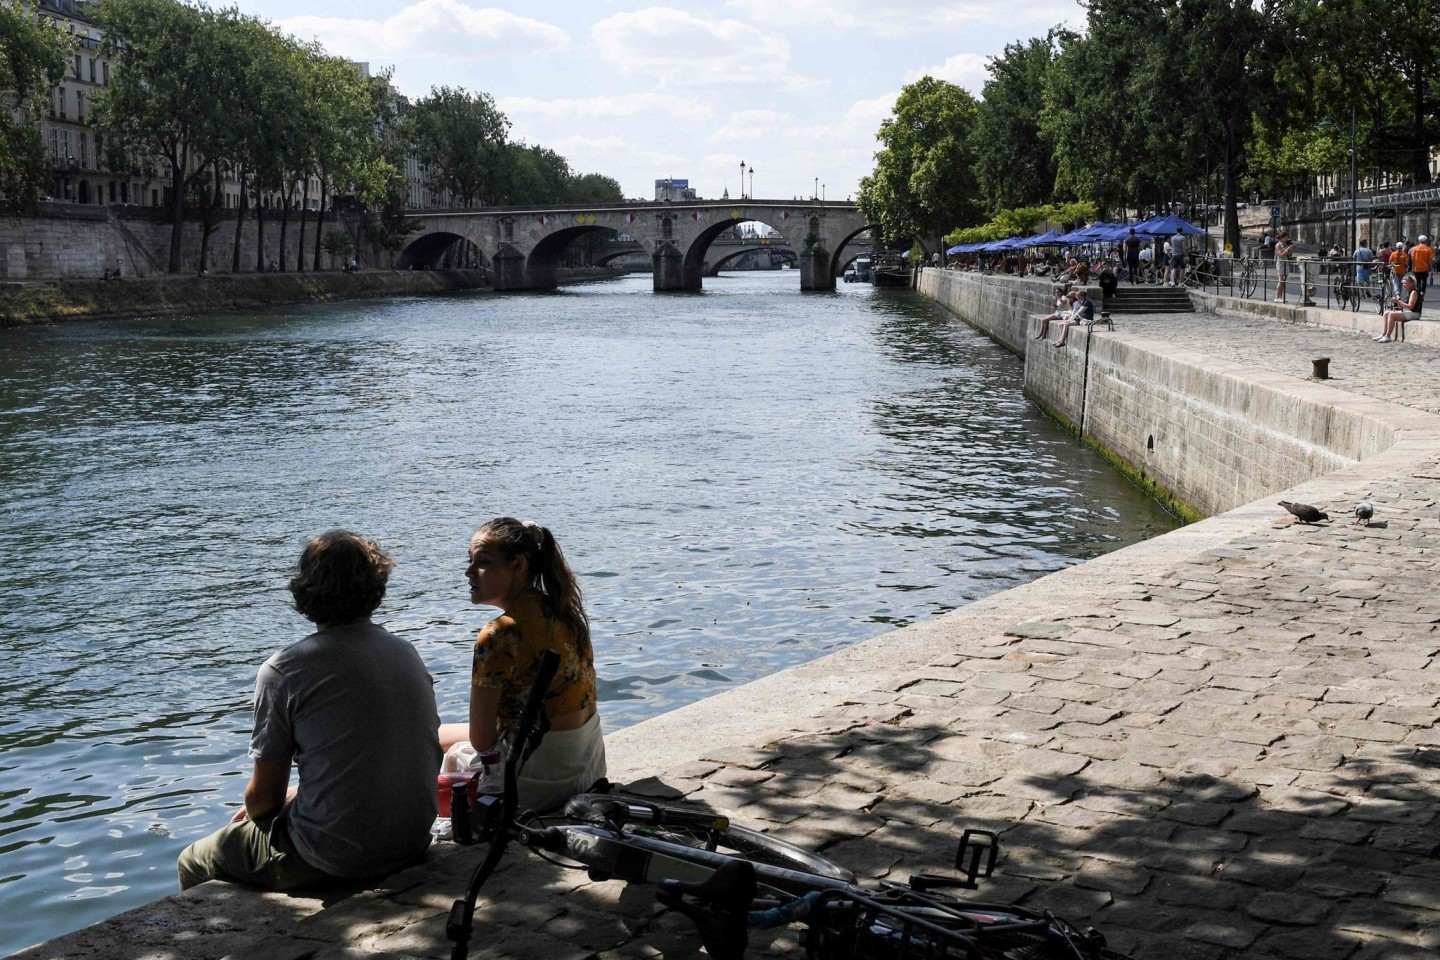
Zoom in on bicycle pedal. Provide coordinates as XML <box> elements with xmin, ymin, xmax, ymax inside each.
<box><xmin>955</xmin><ymin>828</ymin><xmax>999</xmax><ymax>885</ymax></box>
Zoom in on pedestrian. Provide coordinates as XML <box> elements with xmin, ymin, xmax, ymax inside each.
<box><xmin>1261</xmin><ymin>230</ymin><xmax>1273</xmax><ymax>259</ymax></box>
<box><xmin>1167</xmin><ymin>229</ymin><xmax>1187</xmax><ymax>286</ymax></box>
<box><xmin>1124</xmin><ymin>228</ymin><xmax>1141</xmax><ymax>285</ymax></box>
<box><xmin>1391</xmin><ymin>239</ymin><xmax>1410</xmax><ymax>298</ymax></box>
<box><xmin>177</xmin><ymin>531</ymin><xmax>442</xmax><ymax>891</ymax></box>
<box><xmin>1354</xmin><ymin>237</ymin><xmax>1374</xmax><ymax>287</ymax></box>
<box><xmin>1410</xmin><ymin>235</ymin><xmax>1433</xmax><ymax>293</ymax></box>
<box><xmin>1273</xmin><ymin>231</ymin><xmax>1294</xmax><ymax>302</ymax></box>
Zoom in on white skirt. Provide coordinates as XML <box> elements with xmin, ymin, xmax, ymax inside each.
<box><xmin>443</xmin><ymin>712</ymin><xmax>607</xmax><ymax>814</ymax></box>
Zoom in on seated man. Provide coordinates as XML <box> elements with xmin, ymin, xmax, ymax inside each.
<box><xmin>177</xmin><ymin>531</ymin><xmax>443</xmax><ymax>891</ymax></box>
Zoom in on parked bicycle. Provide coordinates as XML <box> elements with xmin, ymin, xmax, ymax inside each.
<box><xmin>444</xmin><ymin>650</ymin><xmax>1135</xmax><ymax>960</ymax></box>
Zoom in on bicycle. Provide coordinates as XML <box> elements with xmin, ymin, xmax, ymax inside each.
<box><xmin>444</xmin><ymin>650</ymin><xmax>1135</xmax><ymax>960</ymax></box>
<box><xmin>1236</xmin><ymin>258</ymin><xmax>1259</xmax><ymax>298</ymax></box>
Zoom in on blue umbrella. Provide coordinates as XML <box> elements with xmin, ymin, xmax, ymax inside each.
<box><xmin>1144</xmin><ymin>215</ymin><xmax>1206</xmax><ymax>236</ymax></box>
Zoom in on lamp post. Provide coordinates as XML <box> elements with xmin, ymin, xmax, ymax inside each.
<box><xmin>814</xmin><ymin>177</ymin><xmax>818</xmax><ymax>200</ymax></box>
<box><xmin>739</xmin><ymin>160</ymin><xmax>746</xmax><ymax>199</ymax></box>
<box><xmin>822</xmin><ymin>183</ymin><xmax>826</xmax><ymax>202</ymax></box>
<box><xmin>749</xmin><ymin>166</ymin><xmax>754</xmax><ymax>199</ymax></box>
<box><xmin>1349</xmin><ymin>103</ymin><xmax>1358</xmax><ymax>253</ymax></box>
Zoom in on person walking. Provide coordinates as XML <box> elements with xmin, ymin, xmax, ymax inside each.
<box><xmin>1410</xmin><ymin>235</ymin><xmax>1433</xmax><ymax>293</ymax></box>
<box><xmin>1273</xmin><ymin>232</ymin><xmax>1294</xmax><ymax>302</ymax></box>
<box><xmin>1354</xmin><ymin>237</ymin><xmax>1374</xmax><ymax>287</ymax></box>
<box><xmin>1391</xmin><ymin>239</ymin><xmax>1411</xmax><ymax>298</ymax></box>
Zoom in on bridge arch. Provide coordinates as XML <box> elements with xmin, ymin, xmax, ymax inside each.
<box><xmin>679</xmin><ymin>217</ymin><xmax>808</xmax><ymax>289</ymax></box>
<box><xmin>827</xmin><ymin>225</ymin><xmax>882</xmax><ymax>279</ymax></box>
<box><xmin>397</xmin><ymin>231</ymin><xmax>486</xmax><ymax>270</ymax></box>
<box><xmin>524</xmin><ymin>224</ymin><xmax>617</xmax><ymax>288</ymax></box>
<box><xmin>703</xmin><ymin>244</ymin><xmax>797</xmax><ymax>277</ymax></box>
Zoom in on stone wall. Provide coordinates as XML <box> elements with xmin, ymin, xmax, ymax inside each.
<box><xmin>918</xmin><ymin>269</ymin><xmax>1397</xmax><ymax>517</ymax></box>
<box><xmin>0</xmin><ymin>204</ymin><xmax>388</xmax><ymax>281</ymax></box>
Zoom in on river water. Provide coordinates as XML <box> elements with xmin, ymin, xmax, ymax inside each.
<box><xmin>0</xmin><ymin>272</ymin><xmax>1177</xmax><ymax>953</ymax></box>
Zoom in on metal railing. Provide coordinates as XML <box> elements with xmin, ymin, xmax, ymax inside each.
<box><xmin>1178</xmin><ymin>256</ymin><xmax>1396</xmax><ymax>312</ymax></box>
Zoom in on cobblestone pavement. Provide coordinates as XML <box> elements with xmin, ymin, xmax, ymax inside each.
<box><xmin>14</xmin><ymin>308</ymin><xmax>1440</xmax><ymax>960</ymax></box>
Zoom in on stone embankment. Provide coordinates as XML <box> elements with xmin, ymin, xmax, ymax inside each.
<box><xmin>12</xmin><ymin>273</ymin><xmax>1440</xmax><ymax>960</ymax></box>
<box><xmin>0</xmin><ymin>266</ymin><xmax>626</xmax><ymax>325</ymax></box>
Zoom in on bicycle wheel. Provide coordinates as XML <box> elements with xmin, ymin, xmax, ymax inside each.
<box><xmin>1240</xmin><ymin>265</ymin><xmax>1258</xmax><ymax>298</ymax></box>
<box><xmin>564</xmin><ymin>794</ymin><xmax>855</xmax><ymax>882</ymax></box>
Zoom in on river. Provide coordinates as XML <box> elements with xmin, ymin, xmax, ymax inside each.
<box><xmin>0</xmin><ymin>271</ymin><xmax>1178</xmax><ymax>953</ymax></box>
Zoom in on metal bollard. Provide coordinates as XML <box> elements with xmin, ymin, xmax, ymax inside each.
<box><xmin>1312</xmin><ymin>357</ymin><xmax>1331</xmax><ymax>379</ymax></box>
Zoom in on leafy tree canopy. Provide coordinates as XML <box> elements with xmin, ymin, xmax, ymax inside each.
<box><xmin>0</xmin><ymin>0</ymin><xmax>73</xmax><ymax>213</ymax></box>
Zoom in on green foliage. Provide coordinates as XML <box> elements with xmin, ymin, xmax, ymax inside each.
<box><xmin>858</xmin><ymin>76</ymin><xmax>981</xmax><ymax>247</ymax></box>
<box><xmin>0</xmin><ymin>0</ymin><xmax>73</xmax><ymax>213</ymax></box>
<box><xmin>567</xmin><ymin>172</ymin><xmax>624</xmax><ymax>203</ymax></box>
<box><xmin>408</xmin><ymin>86</ymin><xmax>510</xmax><ymax>206</ymax></box>
<box><xmin>971</xmin><ymin>35</ymin><xmax>1060</xmax><ymax>212</ymax></box>
<box><xmin>322</xmin><ymin>229</ymin><xmax>354</xmax><ymax>257</ymax></box>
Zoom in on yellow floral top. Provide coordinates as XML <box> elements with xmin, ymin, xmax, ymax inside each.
<box><xmin>471</xmin><ymin>591</ymin><xmax>597</xmax><ymax>737</ymax></box>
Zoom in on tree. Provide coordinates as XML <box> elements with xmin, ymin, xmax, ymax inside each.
<box><xmin>972</xmin><ymin>36</ymin><xmax>1060</xmax><ymax>213</ymax></box>
<box><xmin>95</xmin><ymin>0</ymin><xmax>235</xmax><ymax>273</ymax></box>
<box><xmin>567</xmin><ymin>172</ymin><xmax>623</xmax><ymax>203</ymax></box>
<box><xmin>0</xmin><ymin>1</ymin><xmax>72</xmax><ymax>214</ymax></box>
<box><xmin>859</xmin><ymin>77</ymin><xmax>981</xmax><ymax>250</ymax></box>
<box><xmin>408</xmin><ymin>86</ymin><xmax>510</xmax><ymax>206</ymax></box>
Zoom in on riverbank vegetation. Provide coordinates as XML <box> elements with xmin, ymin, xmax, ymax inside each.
<box><xmin>0</xmin><ymin>1</ymin><xmax>72</xmax><ymax>215</ymax></box>
<box><xmin>861</xmin><ymin>0</ymin><xmax>1440</xmax><ymax>254</ymax></box>
<box><xmin>0</xmin><ymin>0</ymin><xmax>623</xmax><ymax>274</ymax></box>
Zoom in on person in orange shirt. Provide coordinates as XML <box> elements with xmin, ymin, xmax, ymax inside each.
<box><xmin>1410</xmin><ymin>235</ymin><xmax>1434</xmax><ymax>293</ymax></box>
<box><xmin>1391</xmin><ymin>241</ymin><xmax>1410</xmax><ymax>298</ymax></box>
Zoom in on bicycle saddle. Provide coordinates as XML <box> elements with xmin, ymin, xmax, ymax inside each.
<box><xmin>658</xmin><ymin>859</ymin><xmax>756</xmax><ymax>960</ymax></box>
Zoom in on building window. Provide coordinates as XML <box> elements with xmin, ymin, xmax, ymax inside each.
<box><xmin>57</xmin><ymin>87</ymin><xmax>65</xmax><ymax>119</ymax></box>
<box><xmin>77</xmin><ymin>91</ymin><xmax>84</xmax><ymax>121</ymax></box>
<box><xmin>89</xmin><ymin>58</ymin><xmax>96</xmax><ymax>83</ymax></box>
<box><xmin>102</xmin><ymin>61</ymin><xmax>109</xmax><ymax>85</ymax></box>
<box><xmin>109</xmin><ymin>181</ymin><xmax>116</xmax><ymax>203</ymax></box>
<box><xmin>74</xmin><ymin>53</ymin><xmax>81</xmax><ymax>79</ymax></box>
<box><xmin>79</xmin><ymin>132</ymin><xmax>87</xmax><ymax>168</ymax></box>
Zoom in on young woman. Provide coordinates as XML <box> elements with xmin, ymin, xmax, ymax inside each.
<box><xmin>438</xmin><ymin>518</ymin><xmax>606</xmax><ymax>813</ymax></box>
<box><xmin>1273</xmin><ymin>232</ymin><xmax>1295</xmax><ymax>302</ymax></box>
<box><xmin>1376</xmin><ymin>275</ymin><xmax>1422</xmax><ymax>343</ymax></box>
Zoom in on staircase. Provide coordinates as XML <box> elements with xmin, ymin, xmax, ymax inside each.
<box><xmin>1101</xmin><ymin>284</ymin><xmax>1195</xmax><ymax>315</ymax></box>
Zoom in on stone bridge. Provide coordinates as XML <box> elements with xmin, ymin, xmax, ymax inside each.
<box><xmin>400</xmin><ymin>200</ymin><xmax>873</xmax><ymax>292</ymax></box>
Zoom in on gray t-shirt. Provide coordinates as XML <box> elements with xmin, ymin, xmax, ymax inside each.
<box><xmin>251</xmin><ymin>620</ymin><xmax>442</xmax><ymax>878</ymax></box>
<box><xmin>1170</xmin><ymin>233</ymin><xmax>1186</xmax><ymax>256</ymax></box>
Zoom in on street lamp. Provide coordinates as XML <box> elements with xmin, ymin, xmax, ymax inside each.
<box><xmin>814</xmin><ymin>177</ymin><xmax>818</xmax><ymax>200</ymax></box>
<box><xmin>1349</xmin><ymin>103</ymin><xmax>1358</xmax><ymax>253</ymax></box>
<box><xmin>739</xmin><ymin>160</ymin><xmax>745</xmax><ymax>199</ymax></box>
<box><xmin>749</xmin><ymin>166</ymin><xmax>754</xmax><ymax>199</ymax></box>
<box><xmin>822</xmin><ymin>183</ymin><xmax>826</xmax><ymax>202</ymax></box>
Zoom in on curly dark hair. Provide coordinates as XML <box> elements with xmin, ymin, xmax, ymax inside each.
<box><xmin>288</xmin><ymin>530</ymin><xmax>395</xmax><ymax>625</ymax></box>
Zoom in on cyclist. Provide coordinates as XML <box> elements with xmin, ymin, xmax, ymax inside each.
<box><xmin>440</xmin><ymin>518</ymin><xmax>607</xmax><ymax>813</ymax></box>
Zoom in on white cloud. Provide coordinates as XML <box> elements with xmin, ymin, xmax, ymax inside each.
<box><xmin>591</xmin><ymin>8</ymin><xmax>816</xmax><ymax>89</ymax></box>
<box><xmin>277</xmin><ymin>0</ymin><xmax>568</xmax><ymax>62</ymax></box>
<box><xmin>903</xmin><ymin>53</ymin><xmax>991</xmax><ymax>94</ymax></box>
<box><xmin>724</xmin><ymin>0</ymin><xmax>1080</xmax><ymax>37</ymax></box>
<box><xmin>497</xmin><ymin>93</ymin><xmax>710</xmax><ymax>123</ymax></box>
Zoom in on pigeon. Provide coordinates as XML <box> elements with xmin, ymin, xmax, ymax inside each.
<box><xmin>1279</xmin><ymin>501</ymin><xmax>1329</xmax><ymax>524</ymax></box>
<box><xmin>1354</xmin><ymin>501</ymin><xmax>1374</xmax><ymax>526</ymax></box>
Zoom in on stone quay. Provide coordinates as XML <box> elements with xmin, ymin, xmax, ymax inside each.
<box><xmin>11</xmin><ymin>272</ymin><xmax>1439</xmax><ymax>960</ymax></box>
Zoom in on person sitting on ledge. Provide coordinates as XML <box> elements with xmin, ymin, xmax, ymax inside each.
<box><xmin>176</xmin><ymin>531</ymin><xmax>442</xmax><ymax>891</ymax></box>
<box><xmin>1033</xmin><ymin>287</ymin><xmax>1075</xmax><ymax>341</ymax></box>
<box><xmin>1052</xmin><ymin>288</ymin><xmax>1095</xmax><ymax>347</ymax></box>
<box><xmin>1376</xmin><ymin>274</ymin><xmax>1422</xmax><ymax>343</ymax></box>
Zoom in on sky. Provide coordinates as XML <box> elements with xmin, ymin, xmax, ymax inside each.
<box><xmin>228</xmin><ymin>0</ymin><xmax>1084</xmax><ymax>203</ymax></box>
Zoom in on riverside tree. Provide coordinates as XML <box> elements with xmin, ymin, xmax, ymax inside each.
<box><xmin>858</xmin><ymin>77</ymin><xmax>982</xmax><ymax>252</ymax></box>
<box><xmin>0</xmin><ymin>0</ymin><xmax>73</xmax><ymax>214</ymax></box>
<box><xmin>971</xmin><ymin>35</ymin><xmax>1060</xmax><ymax>213</ymax></box>
<box><xmin>407</xmin><ymin>86</ymin><xmax>510</xmax><ymax>207</ymax></box>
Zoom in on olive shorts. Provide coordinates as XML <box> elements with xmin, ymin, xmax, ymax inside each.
<box><xmin>177</xmin><ymin>811</ymin><xmax>338</xmax><ymax>891</ymax></box>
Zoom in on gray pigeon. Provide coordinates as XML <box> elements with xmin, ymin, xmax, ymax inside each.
<box><xmin>1279</xmin><ymin>501</ymin><xmax>1329</xmax><ymax>524</ymax></box>
<box><xmin>1354</xmin><ymin>501</ymin><xmax>1374</xmax><ymax>525</ymax></box>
